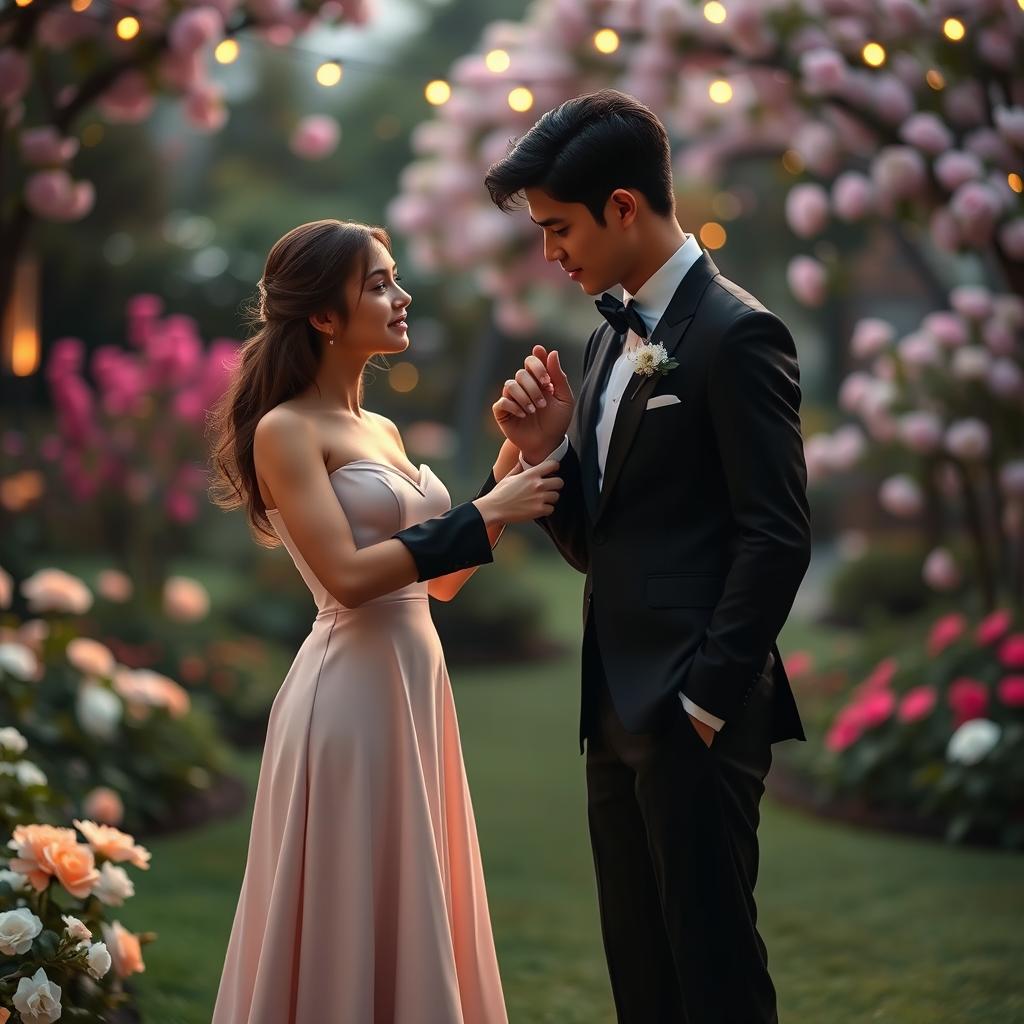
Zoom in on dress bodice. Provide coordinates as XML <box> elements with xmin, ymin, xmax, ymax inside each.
<box><xmin>266</xmin><ymin>460</ymin><xmax>451</xmax><ymax>615</ymax></box>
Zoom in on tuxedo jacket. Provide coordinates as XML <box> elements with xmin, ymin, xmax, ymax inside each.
<box><xmin>542</xmin><ymin>253</ymin><xmax>810</xmax><ymax>744</ymax></box>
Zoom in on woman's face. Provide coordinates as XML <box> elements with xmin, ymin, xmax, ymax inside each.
<box><xmin>336</xmin><ymin>237</ymin><xmax>412</xmax><ymax>356</ymax></box>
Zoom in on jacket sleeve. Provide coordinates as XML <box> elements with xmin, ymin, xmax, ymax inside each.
<box><xmin>534</xmin><ymin>438</ymin><xmax>588</xmax><ymax>574</ymax></box>
<box><xmin>392</xmin><ymin>501</ymin><xmax>494</xmax><ymax>582</ymax></box>
<box><xmin>679</xmin><ymin>311</ymin><xmax>811</xmax><ymax>721</ymax></box>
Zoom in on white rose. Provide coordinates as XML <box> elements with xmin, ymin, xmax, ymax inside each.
<box><xmin>62</xmin><ymin>914</ymin><xmax>92</xmax><ymax>944</ymax></box>
<box><xmin>0</xmin><ymin>726</ymin><xmax>28</xmax><ymax>754</ymax></box>
<box><xmin>0</xmin><ymin>907</ymin><xmax>43</xmax><ymax>955</ymax></box>
<box><xmin>76</xmin><ymin>684</ymin><xmax>123</xmax><ymax>741</ymax></box>
<box><xmin>947</xmin><ymin>719</ymin><xmax>1001</xmax><ymax>765</ymax></box>
<box><xmin>13</xmin><ymin>967</ymin><xmax>62</xmax><ymax>1024</ymax></box>
<box><xmin>93</xmin><ymin>861</ymin><xmax>134</xmax><ymax>906</ymax></box>
<box><xmin>628</xmin><ymin>341</ymin><xmax>669</xmax><ymax>376</ymax></box>
<box><xmin>14</xmin><ymin>761</ymin><xmax>47</xmax><ymax>788</ymax></box>
<box><xmin>0</xmin><ymin>868</ymin><xmax>30</xmax><ymax>892</ymax></box>
<box><xmin>0</xmin><ymin>642</ymin><xmax>38</xmax><ymax>681</ymax></box>
<box><xmin>86</xmin><ymin>940</ymin><xmax>112</xmax><ymax>980</ymax></box>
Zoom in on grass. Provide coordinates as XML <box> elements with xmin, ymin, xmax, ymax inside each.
<box><xmin>128</xmin><ymin>554</ymin><xmax>1024</xmax><ymax>1023</ymax></box>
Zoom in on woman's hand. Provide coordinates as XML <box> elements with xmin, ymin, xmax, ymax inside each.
<box><xmin>474</xmin><ymin>459</ymin><xmax>563</xmax><ymax>525</ymax></box>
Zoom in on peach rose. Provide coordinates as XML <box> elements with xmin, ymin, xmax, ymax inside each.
<box><xmin>41</xmin><ymin>839</ymin><xmax>100</xmax><ymax>899</ymax></box>
<box><xmin>66</xmin><ymin>637</ymin><xmax>115</xmax><ymax>678</ymax></box>
<box><xmin>83</xmin><ymin>786</ymin><xmax>125</xmax><ymax>826</ymax></box>
<box><xmin>7</xmin><ymin>824</ymin><xmax>77</xmax><ymax>891</ymax></box>
<box><xmin>102</xmin><ymin>920</ymin><xmax>146</xmax><ymax>977</ymax></box>
<box><xmin>74</xmin><ymin>820</ymin><xmax>150</xmax><ymax>870</ymax></box>
<box><xmin>0</xmin><ymin>1005</ymin><xmax>10</xmax><ymax>1023</ymax></box>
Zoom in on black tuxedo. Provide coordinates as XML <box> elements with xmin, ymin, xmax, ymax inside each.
<box><xmin>543</xmin><ymin>253</ymin><xmax>810</xmax><ymax>1024</ymax></box>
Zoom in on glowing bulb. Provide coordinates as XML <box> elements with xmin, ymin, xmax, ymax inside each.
<box><xmin>214</xmin><ymin>39</ymin><xmax>239</xmax><ymax>64</ymax></box>
<box><xmin>703</xmin><ymin>2</ymin><xmax>727</xmax><ymax>24</ymax></box>
<box><xmin>116</xmin><ymin>16</ymin><xmax>140</xmax><ymax>40</ymax></box>
<box><xmin>593</xmin><ymin>28</ymin><xmax>620</xmax><ymax>54</ymax></box>
<box><xmin>926</xmin><ymin>68</ymin><xmax>945</xmax><ymax>91</ymax></box>
<box><xmin>1008</xmin><ymin>173</ymin><xmax>1023</xmax><ymax>195</ymax></box>
<box><xmin>508</xmin><ymin>87</ymin><xmax>534</xmax><ymax>113</ymax></box>
<box><xmin>699</xmin><ymin>222</ymin><xmax>727</xmax><ymax>249</ymax></box>
<box><xmin>14</xmin><ymin>0</ymin><xmax>33</xmax><ymax>7</ymax></box>
<box><xmin>316</xmin><ymin>61</ymin><xmax>343</xmax><ymax>87</ymax></box>
<box><xmin>709</xmin><ymin>79</ymin><xmax>733</xmax><ymax>104</ymax></box>
<box><xmin>485</xmin><ymin>49</ymin><xmax>510</xmax><ymax>73</ymax></box>
<box><xmin>862</xmin><ymin>42</ymin><xmax>886</xmax><ymax>67</ymax></box>
<box><xmin>782</xmin><ymin>150</ymin><xmax>804</xmax><ymax>175</ymax></box>
<box><xmin>943</xmin><ymin>18</ymin><xmax>965</xmax><ymax>41</ymax></box>
<box><xmin>389</xmin><ymin>363</ymin><xmax>419</xmax><ymax>393</ymax></box>
<box><xmin>424</xmin><ymin>80</ymin><xmax>451</xmax><ymax>106</ymax></box>
<box><xmin>70</xmin><ymin>0</ymin><xmax>92</xmax><ymax>11</ymax></box>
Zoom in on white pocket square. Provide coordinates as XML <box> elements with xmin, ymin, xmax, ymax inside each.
<box><xmin>646</xmin><ymin>395</ymin><xmax>681</xmax><ymax>410</ymax></box>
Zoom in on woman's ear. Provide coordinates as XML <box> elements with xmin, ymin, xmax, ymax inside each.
<box><xmin>308</xmin><ymin>311</ymin><xmax>333</xmax><ymax>337</ymax></box>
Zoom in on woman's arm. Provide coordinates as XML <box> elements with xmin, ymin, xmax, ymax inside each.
<box><xmin>427</xmin><ymin>439</ymin><xmax>519</xmax><ymax>602</ymax></box>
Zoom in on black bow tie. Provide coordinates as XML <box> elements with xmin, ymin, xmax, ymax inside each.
<box><xmin>595</xmin><ymin>293</ymin><xmax>648</xmax><ymax>339</ymax></box>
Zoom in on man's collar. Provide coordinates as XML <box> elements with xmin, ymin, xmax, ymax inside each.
<box><xmin>623</xmin><ymin>234</ymin><xmax>703</xmax><ymax>336</ymax></box>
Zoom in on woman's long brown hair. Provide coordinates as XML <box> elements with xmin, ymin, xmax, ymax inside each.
<box><xmin>208</xmin><ymin>219</ymin><xmax>392</xmax><ymax>546</ymax></box>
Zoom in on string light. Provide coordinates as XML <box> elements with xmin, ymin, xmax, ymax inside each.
<box><xmin>389</xmin><ymin>362</ymin><xmax>419</xmax><ymax>393</ymax></box>
<box><xmin>508</xmin><ymin>86</ymin><xmax>534</xmax><ymax>112</ymax></box>
<box><xmin>14</xmin><ymin>0</ymin><xmax>33</xmax><ymax>7</ymax></box>
<box><xmin>943</xmin><ymin>17</ymin><xmax>965</xmax><ymax>41</ymax></box>
<box><xmin>862</xmin><ymin>42</ymin><xmax>886</xmax><ymax>67</ymax></box>
<box><xmin>709</xmin><ymin>79</ymin><xmax>733</xmax><ymax>104</ymax></box>
<box><xmin>215</xmin><ymin>39</ymin><xmax>240</xmax><ymax>64</ymax></box>
<box><xmin>316</xmin><ymin>60</ymin><xmax>343</xmax><ymax>87</ymax></box>
<box><xmin>699</xmin><ymin>222</ymin><xmax>727</xmax><ymax>249</ymax></box>
<box><xmin>115</xmin><ymin>16</ymin><xmax>140</xmax><ymax>40</ymax></box>
<box><xmin>424</xmin><ymin>79</ymin><xmax>451</xmax><ymax>106</ymax></box>
<box><xmin>593</xmin><ymin>28</ymin><xmax>620</xmax><ymax>54</ymax></box>
<box><xmin>782</xmin><ymin>149</ymin><xmax>804</xmax><ymax>174</ymax></box>
<box><xmin>71</xmin><ymin>0</ymin><xmax>92</xmax><ymax>11</ymax></box>
<box><xmin>703</xmin><ymin>2</ymin><xmax>727</xmax><ymax>24</ymax></box>
<box><xmin>485</xmin><ymin>49</ymin><xmax>510</xmax><ymax>73</ymax></box>
<box><xmin>1009</xmin><ymin>173</ymin><xmax>1023</xmax><ymax>195</ymax></box>
<box><xmin>926</xmin><ymin>68</ymin><xmax>945</xmax><ymax>90</ymax></box>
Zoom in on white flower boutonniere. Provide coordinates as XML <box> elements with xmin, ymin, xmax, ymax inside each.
<box><xmin>628</xmin><ymin>341</ymin><xmax>678</xmax><ymax>378</ymax></box>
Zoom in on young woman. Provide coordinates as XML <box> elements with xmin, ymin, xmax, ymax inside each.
<box><xmin>208</xmin><ymin>218</ymin><xmax>561</xmax><ymax>1023</ymax></box>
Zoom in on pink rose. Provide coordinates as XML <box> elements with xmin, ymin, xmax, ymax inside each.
<box><xmin>19</xmin><ymin>126</ymin><xmax>79</xmax><ymax>167</ymax></box>
<box><xmin>950</xmin><ymin>285</ymin><xmax>993</xmax><ymax>322</ymax></box>
<box><xmin>976</xmin><ymin>609</ymin><xmax>1013</xmax><ymax>647</ymax></box>
<box><xmin>0</xmin><ymin>48</ymin><xmax>30</xmax><ymax>107</ymax></box>
<box><xmin>84</xmin><ymin>787</ymin><xmax>125</xmax><ymax>826</ymax></box>
<box><xmin>785</xmin><ymin>183</ymin><xmax>829</xmax><ymax>239</ymax></box>
<box><xmin>825</xmin><ymin>711</ymin><xmax>862</xmax><ymax>752</ymax></box>
<box><xmin>997</xmin><ymin>676</ymin><xmax>1024</xmax><ymax>707</ymax></box>
<box><xmin>898</xmin><ymin>686</ymin><xmax>937</xmax><ymax>723</ymax></box>
<box><xmin>871</xmin><ymin>146</ymin><xmax>926</xmax><ymax>204</ymax></box>
<box><xmin>784</xmin><ymin>651</ymin><xmax>814</xmax><ymax>681</ymax></box>
<box><xmin>950</xmin><ymin>182</ymin><xmax>1002</xmax><ymax>246</ymax></box>
<box><xmin>800</xmin><ymin>48</ymin><xmax>847</xmax><ymax>95</ymax></box>
<box><xmin>850</xmin><ymin>317</ymin><xmax>893</xmax><ymax>360</ymax></box>
<box><xmin>928</xmin><ymin>612</ymin><xmax>967</xmax><ymax>656</ymax></box>
<box><xmin>857</xmin><ymin>689</ymin><xmax>896</xmax><ymax>729</ymax></box>
<box><xmin>290</xmin><ymin>114</ymin><xmax>340</xmax><ymax>160</ymax></box>
<box><xmin>948</xmin><ymin>677</ymin><xmax>988</xmax><ymax>726</ymax></box>
<box><xmin>999</xmin><ymin>633</ymin><xmax>1024</xmax><ymax>670</ymax></box>
<box><xmin>879</xmin><ymin>474</ymin><xmax>923</xmax><ymax>518</ymax></box>
<box><xmin>168</xmin><ymin>7</ymin><xmax>224</xmax><ymax>55</ymax></box>
<box><xmin>923</xmin><ymin>548</ymin><xmax>960</xmax><ymax>592</ymax></box>
<box><xmin>860</xmin><ymin>657</ymin><xmax>898</xmax><ymax>693</ymax></box>
<box><xmin>921</xmin><ymin>311</ymin><xmax>968</xmax><ymax>349</ymax></box>
<box><xmin>786</xmin><ymin>255</ymin><xmax>827</xmax><ymax>308</ymax></box>
<box><xmin>831</xmin><ymin>171</ymin><xmax>873</xmax><ymax>222</ymax></box>
<box><xmin>899</xmin><ymin>112</ymin><xmax>953</xmax><ymax>155</ymax></box>
<box><xmin>998</xmin><ymin>219</ymin><xmax>1024</xmax><ymax>262</ymax></box>
<box><xmin>898</xmin><ymin>411</ymin><xmax>943</xmax><ymax>454</ymax></box>
<box><xmin>934</xmin><ymin>150</ymin><xmax>983</xmax><ymax>192</ymax></box>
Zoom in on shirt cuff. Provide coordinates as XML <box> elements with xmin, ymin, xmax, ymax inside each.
<box><xmin>519</xmin><ymin>435</ymin><xmax>569</xmax><ymax>470</ymax></box>
<box><xmin>679</xmin><ymin>693</ymin><xmax>725</xmax><ymax>732</ymax></box>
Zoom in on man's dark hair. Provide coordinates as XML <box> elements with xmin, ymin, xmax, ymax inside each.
<box><xmin>484</xmin><ymin>90</ymin><xmax>674</xmax><ymax>224</ymax></box>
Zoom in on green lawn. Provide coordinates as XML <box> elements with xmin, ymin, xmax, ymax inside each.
<box><xmin>127</xmin><ymin>555</ymin><xmax>1024</xmax><ymax>1023</ymax></box>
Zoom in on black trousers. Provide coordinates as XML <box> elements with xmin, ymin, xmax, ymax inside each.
<box><xmin>583</xmin><ymin>620</ymin><xmax>778</xmax><ymax>1024</ymax></box>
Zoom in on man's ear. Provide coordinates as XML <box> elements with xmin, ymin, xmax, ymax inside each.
<box><xmin>607</xmin><ymin>188</ymin><xmax>639</xmax><ymax>229</ymax></box>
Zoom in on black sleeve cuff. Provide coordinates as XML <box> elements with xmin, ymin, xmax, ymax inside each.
<box><xmin>392</xmin><ymin>501</ymin><xmax>494</xmax><ymax>582</ymax></box>
<box><xmin>475</xmin><ymin>470</ymin><xmax>498</xmax><ymax>500</ymax></box>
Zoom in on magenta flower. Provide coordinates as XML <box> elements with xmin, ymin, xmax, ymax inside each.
<box><xmin>784</xmin><ymin>651</ymin><xmax>814</xmax><ymax>681</ymax></box>
<box><xmin>825</xmin><ymin>712</ymin><xmax>862</xmax><ymax>753</ymax></box>
<box><xmin>997</xmin><ymin>676</ymin><xmax>1024</xmax><ymax>708</ymax></box>
<box><xmin>860</xmin><ymin>657</ymin><xmax>898</xmax><ymax>694</ymax></box>
<box><xmin>898</xmin><ymin>686</ymin><xmax>937</xmax><ymax>724</ymax></box>
<box><xmin>928</xmin><ymin>613</ymin><xmax>967</xmax><ymax>656</ymax></box>
<box><xmin>976</xmin><ymin>609</ymin><xmax>1013</xmax><ymax>647</ymax></box>
<box><xmin>948</xmin><ymin>678</ymin><xmax>989</xmax><ymax>727</ymax></box>
<box><xmin>998</xmin><ymin>634</ymin><xmax>1024</xmax><ymax>670</ymax></box>
<box><xmin>857</xmin><ymin>689</ymin><xmax>897</xmax><ymax>729</ymax></box>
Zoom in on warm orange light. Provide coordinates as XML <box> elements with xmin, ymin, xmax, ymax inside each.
<box><xmin>926</xmin><ymin>68</ymin><xmax>946</xmax><ymax>90</ymax></box>
<box><xmin>389</xmin><ymin>362</ymin><xmax>419</xmax><ymax>393</ymax></box>
<box><xmin>215</xmin><ymin>39</ymin><xmax>239</xmax><ymax>64</ymax></box>
<box><xmin>699</xmin><ymin>222</ymin><xmax>727</xmax><ymax>249</ymax></box>
<box><xmin>862</xmin><ymin>42</ymin><xmax>886</xmax><ymax>67</ymax></box>
<box><xmin>71</xmin><ymin>0</ymin><xmax>92</xmax><ymax>11</ymax></box>
<box><xmin>424</xmin><ymin>80</ymin><xmax>451</xmax><ymax>105</ymax></box>
<box><xmin>782</xmin><ymin>150</ymin><xmax>805</xmax><ymax>174</ymax></box>
<box><xmin>1009</xmin><ymin>173</ymin><xmax>1023</xmax><ymax>194</ymax></box>
<box><xmin>943</xmin><ymin>18</ymin><xmax>965</xmax><ymax>41</ymax></box>
<box><xmin>115</xmin><ymin>16</ymin><xmax>140</xmax><ymax>40</ymax></box>
<box><xmin>2</xmin><ymin>255</ymin><xmax>40</xmax><ymax>378</ymax></box>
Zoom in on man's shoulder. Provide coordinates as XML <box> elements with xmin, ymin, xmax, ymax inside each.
<box><xmin>706</xmin><ymin>274</ymin><xmax>773</xmax><ymax>321</ymax></box>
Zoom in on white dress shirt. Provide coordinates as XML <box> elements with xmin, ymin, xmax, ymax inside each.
<box><xmin>523</xmin><ymin>235</ymin><xmax>726</xmax><ymax>732</ymax></box>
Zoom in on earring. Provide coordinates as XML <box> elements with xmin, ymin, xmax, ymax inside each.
<box><xmin>329</xmin><ymin>332</ymin><xmax>335</xmax><ymax>346</ymax></box>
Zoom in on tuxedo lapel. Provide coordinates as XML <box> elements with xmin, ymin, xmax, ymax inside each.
<box><xmin>577</xmin><ymin>324</ymin><xmax>622</xmax><ymax>519</ymax></box>
<box><xmin>595</xmin><ymin>252</ymin><xmax>721</xmax><ymax>523</ymax></box>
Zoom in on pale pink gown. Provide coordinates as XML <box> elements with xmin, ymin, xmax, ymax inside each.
<box><xmin>212</xmin><ymin>460</ymin><xmax>508</xmax><ymax>1024</ymax></box>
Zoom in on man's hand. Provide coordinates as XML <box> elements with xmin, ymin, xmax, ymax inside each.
<box><xmin>493</xmin><ymin>346</ymin><xmax>575</xmax><ymax>465</ymax></box>
<box><xmin>688</xmin><ymin>714</ymin><xmax>716</xmax><ymax>748</ymax></box>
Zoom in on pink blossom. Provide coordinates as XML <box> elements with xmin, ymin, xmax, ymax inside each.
<box><xmin>999</xmin><ymin>461</ymin><xmax>1024</xmax><ymax>498</ymax></box>
<box><xmin>929</xmin><ymin>207</ymin><xmax>961</xmax><ymax>252</ymax></box>
<box><xmin>951</xmin><ymin>346</ymin><xmax>991</xmax><ymax>382</ymax></box>
<box><xmin>976</xmin><ymin>609</ymin><xmax>1013</xmax><ymax>647</ymax></box>
<box><xmin>921</xmin><ymin>311</ymin><xmax>968</xmax><ymax>349</ymax></box>
<box><xmin>944</xmin><ymin>418</ymin><xmax>990</xmax><ymax>461</ymax></box>
<box><xmin>825</xmin><ymin>712</ymin><xmax>862</xmax><ymax>752</ymax></box>
<box><xmin>19</xmin><ymin>126</ymin><xmax>79</xmax><ymax>167</ymax></box>
<box><xmin>784</xmin><ymin>651</ymin><xmax>814</xmax><ymax>681</ymax></box>
<box><xmin>838</xmin><ymin>371</ymin><xmax>873</xmax><ymax>413</ymax></box>
<box><xmin>24</xmin><ymin>170</ymin><xmax>94</xmax><ymax>222</ymax></box>
<box><xmin>850</xmin><ymin>317</ymin><xmax>893</xmax><ymax>360</ymax></box>
<box><xmin>169</xmin><ymin>7</ymin><xmax>224</xmax><ymax>55</ymax></box>
<box><xmin>184</xmin><ymin>84</ymin><xmax>227</xmax><ymax>133</ymax></box>
<box><xmin>928</xmin><ymin>612</ymin><xmax>967</xmax><ymax>656</ymax></box>
<box><xmin>965</xmin><ymin>127</ymin><xmax>1015</xmax><ymax>169</ymax></box>
<box><xmin>977</xmin><ymin>29</ymin><xmax>1015</xmax><ymax>72</ymax></box>
<box><xmin>991</xmin><ymin>294</ymin><xmax>1024</xmax><ymax>328</ymax></box>
<box><xmin>828</xmin><ymin>424</ymin><xmax>866</xmax><ymax>471</ymax></box>
<box><xmin>0</xmin><ymin>48</ymin><xmax>30</xmax><ymax>107</ymax></box>
<box><xmin>290</xmin><ymin>115</ymin><xmax>340</xmax><ymax>160</ymax></box>
<box><xmin>793</xmin><ymin>122</ymin><xmax>839</xmax><ymax>177</ymax></box>
<box><xmin>879</xmin><ymin>0</ymin><xmax>925</xmax><ymax>31</ymax></box>
<box><xmin>46</xmin><ymin>336</ymin><xmax>85</xmax><ymax>380</ymax></box>
<box><xmin>879</xmin><ymin>474</ymin><xmax>923</xmax><ymax>518</ymax></box>
<box><xmin>950</xmin><ymin>285</ymin><xmax>993</xmax><ymax>322</ymax></box>
<box><xmin>99</xmin><ymin>71</ymin><xmax>155</xmax><ymax>124</ymax></box>
<box><xmin>997</xmin><ymin>676</ymin><xmax>1024</xmax><ymax>707</ymax></box>
<box><xmin>861</xmin><ymin>657</ymin><xmax>898</xmax><ymax>693</ymax></box>
<box><xmin>993</xmin><ymin>106</ymin><xmax>1024</xmax><ymax>149</ymax></box>
<box><xmin>898</xmin><ymin>411</ymin><xmax>943</xmax><ymax>454</ymax></box>
<box><xmin>166</xmin><ymin>489</ymin><xmax>199</xmax><ymax>524</ymax></box>
<box><xmin>999</xmin><ymin>634</ymin><xmax>1024</xmax><ymax>670</ymax></box>
<box><xmin>948</xmin><ymin>678</ymin><xmax>988</xmax><ymax>727</ymax></box>
<box><xmin>899</xmin><ymin>112</ymin><xmax>953</xmax><ymax>155</ymax></box>
<box><xmin>981</xmin><ymin>318</ymin><xmax>1017</xmax><ymax>357</ymax></box>
<box><xmin>923</xmin><ymin>548</ymin><xmax>960</xmax><ymax>592</ymax></box>
<box><xmin>987</xmin><ymin>358</ymin><xmax>1023</xmax><ymax>399</ymax></box>
<box><xmin>943</xmin><ymin>82</ymin><xmax>986</xmax><ymax>128</ymax></box>
<box><xmin>950</xmin><ymin>181</ymin><xmax>1002</xmax><ymax>246</ymax></box>
<box><xmin>898</xmin><ymin>686</ymin><xmax>937</xmax><ymax>723</ymax></box>
<box><xmin>997</xmin><ymin>219</ymin><xmax>1024</xmax><ymax>262</ymax></box>
<box><xmin>857</xmin><ymin>689</ymin><xmax>896</xmax><ymax>729</ymax></box>
<box><xmin>831</xmin><ymin>171</ymin><xmax>873</xmax><ymax>222</ymax></box>
<box><xmin>785</xmin><ymin>183</ymin><xmax>830</xmax><ymax>238</ymax></box>
<box><xmin>897</xmin><ymin>331</ymin><xmax>940</xmax><ymax>372</ymax></box>
<box><xmin>871</xmin><ymin>146</ymin><xmax>926</xmax><ymax>204</ymax></box>
<box><xmin>159</xmin><ymin>50</ymin><xmax>204</xmax><ymax>93</ymax></box>
<box><xmin>172</xmin><ymin>388</ymin><xmax>205</xmax><ymax>424</ymax></box>
<box><xmin>934</xmin><ymin>151</ymin><xmax>983</xmax><ymax>192</ymax></box>
<box><xmin>872</xmin><ymin>75</ymin><xmax>915</xmax><ymax>125</ymax></box>
<box><xmin>800</xmin><ymin>48</ymin><xmax>847</xmax><ymax>95</ymax></box>
<box><xmin>786</xmin><ymin>255</ymin><xmax>827</xmax><ymax>307</ymax></box>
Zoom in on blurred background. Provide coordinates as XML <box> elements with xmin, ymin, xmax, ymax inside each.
<box><xmin>1</xmin><ymin>0</ymin><xmax>1023</xmax><ymax>1021</ymax></box>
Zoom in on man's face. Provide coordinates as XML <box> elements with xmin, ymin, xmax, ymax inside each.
<box><xmin>524</xmin><ymin>187</ymin><xmax>632</xmax><ymax>296</ymax></box>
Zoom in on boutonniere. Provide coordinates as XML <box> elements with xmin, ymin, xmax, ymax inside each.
<box><xmin>627</xmin><ymin>341</ymin><xmax>678</xmax><ymax>398</ymax></box>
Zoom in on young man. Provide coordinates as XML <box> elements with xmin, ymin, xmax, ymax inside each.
<box><xmin>486</xmin><ymin>90</ymin><xmax>811</xmax><ymax>1023</ymax></box>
